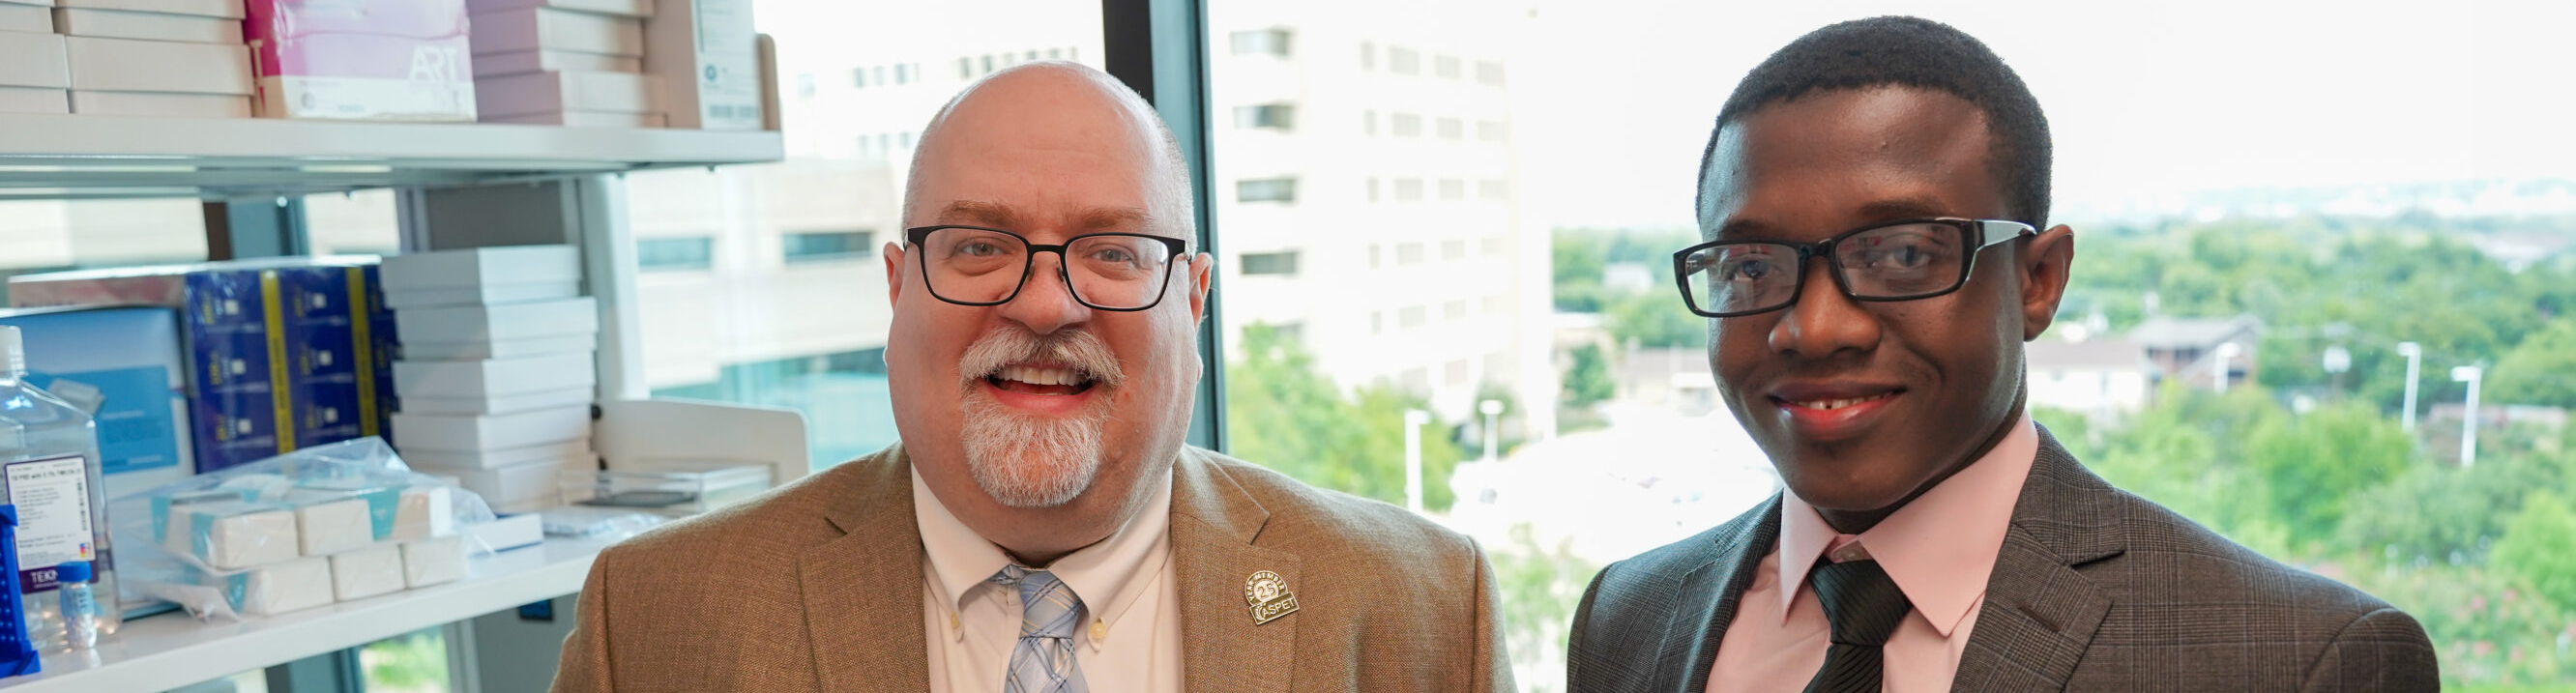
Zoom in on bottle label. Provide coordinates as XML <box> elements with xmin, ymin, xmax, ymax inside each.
<box><xmin>5</xmin><ymin>454</ymin><xmax>94</xmax><ymax>593</ymax></box>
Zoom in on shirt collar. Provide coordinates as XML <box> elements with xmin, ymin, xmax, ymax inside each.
<box><xmin>912</xmin><ymin>465</ymin><xmax>1176</xmax><ymax>634</ymax></box>
<box><xmin>1774</xmin><ymin>412</ymin><xmax>2038</xmax><ymax>637</ymax></box>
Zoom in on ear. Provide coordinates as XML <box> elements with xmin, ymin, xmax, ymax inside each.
<box><xmin>2019</xmin><ymin>225</ymin><xmax>2074</xmax><ymax>341</ymax></box>
<box><xmin>883</xmin><ymin>242</ymin><xmax>907</xmax><ymax>308</ymax></box>
<box><xmin>1186</xmin><ymin>251</ymin><xmax>1215</xmax><ymax>325</ymax></box>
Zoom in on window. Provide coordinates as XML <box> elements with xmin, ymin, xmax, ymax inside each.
<box><xmin>1477</xmin><ymin>120</ymin><xmax>1508</xmax><ymax>142</ymax></box>
<box><xmin>637</xmin><ymin>237</ymin><xmax>715</xmax><ymax>271</ymax></box>
<box><xmin>1392</xmin><ymin>178</ymin><xmax>1424</xmax><ymax>201</ymax></box>
<box><xmin>1478</xmin><ymin>179</ymin><xmax>1510</xmax><ymax>200</ymax></box>
<box><xmin>782</xmin><ymin>231</ymin><xmax>872</xmax><ymax>263</ymax></box>
<box><xmin>1475</xmin><ymin>60</ymin><xmax>1506</xmax><ymax>85</ymax></box>
<box><xmin>1370</xmin><ymin>311</ymin><xmax>1384</xmax><ymax>333</ymax></box>
<box><xmin>1438</xmin><ymin>179</ymin><xmax>1465</xmax><ymax>200</ymax></box>
<box><xmin>1397</xmin><ymin>305</ymin><xmax>1426</xmax><ymax>329</ymax></box>
<box><xmin>873</xmin><ymin>66</ymin><xmax>887</xmax><ymax>86</ymax></box>
<box><xmin>1436</xmin><ymin>117</ymin><xmax>1462</xmax><ymax>140</ymax></box>
<box><xmin>1445</xmin><ymin>359</ymin><xmax>1471</xmax><ymax>386</ymax></box>
<box><xmin>1480</xmin><ymin>236</ymin><xmax>1506</xmax><ymax>257</ymax></box>
<box><xmin>1229</xmin><ymin>28</ymin><xmax>1292</xmax><ymax>56</ymax></box>
<box><xmin>1443</xmin><ymin>300</ymin><xmax>1468</xmax><ymax>320</ymax></box>
<box><xmin>1359</xmin><ymin>41</ymin><xmax>1376</xmax><ymax>70</ymax></box>
<box><xmin>1390</xmin><ymin>113</ymin><xmax>1421</xmax><ymax>137</ymax></box>
<box><xmin>1237</xmin><ymin>177</ymin><xmax>1299</xmax><ymax>203</ymax></box>
<box><xmin>1388</xmin><ymin>46</ymin><xmax>1420</xmax><ymax>74</ymax></box>
<box><xmin>1442</xmin><ymin>239</ymin><xmax>1467</xmax><ymax>260</ymax></box>
<box><xmin>1482</xmin><ymin>293</ymin><xmax>1509</xmax><ymax>315</ymax></box>
<box><xmin>893</xmin><ymin>64</ymin><xmax>910</xmax><ymax>84</ymax></box>
<box><xmin>1241</xmin><ymin>250</ymin><xmax>1300</xmax><ymax>276</ymax></box>
<box><xmin>1234</xmin><ymin>103</ymin><xmax>1296</xmax><ymax>130</ymax></box>
<box><xmin>1434</xmin><ymin>55</ymin><xmax>1461</xmax><ymax>79</ymax></box>
<box><xmin>1362</xmin><ymin>109</ymin><xmax>1377</xmax><ymax>135</ymax></box>
<box><xmin>957</xmin><ymin>56</ymin><xmax>972</xmax><ymax>80</ymax></box>
<box><xmin>1368</xmin><ymin>244</ymin><xmax>1382</xmax><ymax>268</ymax></box>
<box><xmin>1395</xmin><ymin>242</ymin><xmax>1425</xmax><ymax>265</ymax></box>
<box><xmin>1366</xmin><ymin>178</ymin><xmax>1381</xmax><ymax>202</ymax></box>
<box><xmin>852</xmin><ymin>67</ymin><xmax>867</xmax><ymax>88</ymax></box>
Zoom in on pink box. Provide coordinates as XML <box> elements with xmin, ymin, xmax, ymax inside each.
<box><xmin>245</xmin><ymin>0</ymin><xmax>477</xmax><ymax>122</ymax></box>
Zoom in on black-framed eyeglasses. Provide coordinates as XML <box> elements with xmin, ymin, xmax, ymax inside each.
<box><xmin>904</xmin><ymin>225</ymin><xmax>1191</xmax><ymax>311</ymax></box>
<box><xmin>1672</xmin><ymin>217</ymin><xmax>2035</xmax><ymax>318</ymax></box>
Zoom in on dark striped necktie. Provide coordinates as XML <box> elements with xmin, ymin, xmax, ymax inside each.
<box><xmin>1801</xmin><ymin>559</ymin><xmax>1913</xmax><ymax>693</ymax></box>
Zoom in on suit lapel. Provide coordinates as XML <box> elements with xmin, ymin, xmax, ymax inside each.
<box><xmin>797</xmin><ymin>447</ymin><xmax>932</xmax><ymax>693</ymax></box>
<box><xmin>1950</xmin><ymin>428</ymin><xmax>2121</xmax><ymax>693</ymax></box>
<box><xmin>1169</xmin><ymin>448</ymin><xmax>1301</xmax><ymax>693</ymax></box>
<box><xmin>1659</xmin><ymin>496</ymin><xmax>1781</xmax><ymax>693</ymax></box>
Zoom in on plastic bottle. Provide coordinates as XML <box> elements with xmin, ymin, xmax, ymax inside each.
<box><xmin>0</xmin><ymin>326</ymin><xmax>120</xmax><ymax>650</ymax></box>
<box><xmin>53</xmin><ymin>561</ymin><xmax>94</xmax><ymax>649</ymax></box>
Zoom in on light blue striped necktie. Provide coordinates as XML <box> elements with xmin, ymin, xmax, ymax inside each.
<box><xmin>992</xmin><ymin>565</ymin><xmax>1088</xmax><ymax>693</ymax></box>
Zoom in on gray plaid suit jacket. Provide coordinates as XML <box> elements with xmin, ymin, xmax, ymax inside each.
<box><xmin>1566</xmin><ymin>426</ymin><xmax>2438</xmax><ymax>692</ymax></box>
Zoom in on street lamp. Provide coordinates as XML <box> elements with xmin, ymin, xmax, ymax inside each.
<box><xmin>1403</xmin><ymin>409</ymin><xmax>1430</xmax><ymax>513</ymax></box>
<box><xmin>2396</xmin><ymin>342</ymin><xmax>2422</xmax><ymax>433</ymax></box>
<box><xmin>2452</xmin><ymin>365</ymin><xmax>2482</xmax><ymax>468</ymax></box>
<box><xmin>2213</xmin><ymin>342</ymin><xmax>2241</xmax><ymax>393</ymax></box>
<box><xmin>2323</xmin><ymin>346</ymin><xmax>2351</xmax><ymax>398</ymax></box>
<box><xmin>1478</xmin><ymin>399</ymin><xmax>1505</xmax><ymax>463</ymax></box>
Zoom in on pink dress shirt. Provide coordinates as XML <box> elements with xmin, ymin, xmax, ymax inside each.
<box><xmin>1707</xmin><ymin>413</ymin><xmax>2038</xmax><ymax>693</ymax></box>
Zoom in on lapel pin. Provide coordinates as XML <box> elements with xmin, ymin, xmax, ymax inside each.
<box><xmin>1244</xmin><ymin>570</ymin><xmax>1300</xmax><ymax>625</ymax></box>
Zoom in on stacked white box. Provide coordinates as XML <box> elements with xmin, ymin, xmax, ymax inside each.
<box><xmin>54</xmin><ymin>0</ymin><xmax>252</xmax><ymax>118</ymax></box>
<box><xmin>0</xmin><ymin>2</ymin><xmax>51</xmax><ymax>34</ymax></box>
<box><xmin>384</xmin><ymin>245</ymin><xmax>598</xmax><ymax>511</ymax></box>
<box><xmin>0</xmin><ymin>29</ymin><xmax>66</xmax><ymax>113</ymax></box>
<box><xmin>468</xmin><ymin>0</ymin><xmax>659</xmax><ymax>128</ymax></box>
<box><xmin>643</xmin><ymin>0</ymin><xmax>758</xmax><ymax>130</ymax></box>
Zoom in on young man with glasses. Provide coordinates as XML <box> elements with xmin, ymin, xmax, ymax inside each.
<box><xmin>550</xmin><ymin>63</ymin><xmax>1511</xmax><ymax>693</ymax></box>
<box><xmin>1566</xmin><ymin>16</ymin><xmax>2434</xmax><ymax>692</ymax></box>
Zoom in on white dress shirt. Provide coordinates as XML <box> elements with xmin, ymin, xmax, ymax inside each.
<box><xmin>915</xmin><ymin>468</ymin><xmax>1184</xmax><ymax>693</ymax></box>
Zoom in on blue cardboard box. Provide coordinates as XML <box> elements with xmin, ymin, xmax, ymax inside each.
<box><xmin>0</xmin><ymin>305</ymin><xmax>194</xmax><ymax>501</ymax></box>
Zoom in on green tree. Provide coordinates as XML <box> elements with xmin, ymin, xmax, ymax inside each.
<box><xmin>1562</xmin><ymin>343</ymin><xmax>1614</xmax><ymax>409</ymax></box>
<box><xmin>1488</xmin><ymin>524</ymin><xmax>1598</xmax><ymax>693</ymax></box>
<box><xmin>2489</xmin><ymin>318</ymin><xmax>2576</xmax><ymax>408</ymax></box>
<box><xmin>1604</xmin><ymin>292</ymin><xmax>1707</xmax><ymax>350</ymax></box>
<box><xmin>1226</xmin><ymin>324</ymin><xmax>1466</xmax><ymax>510</ymax></box>
<box><xmin>1552</xmin><ymin>231</ymin><xmax>1608</xmax><ymax>312</ymax></box>
<box><xmin>2245</xmin><ymin>401</ymin><xmax>2417</xmax><ymax>547</ymax></box>
<box><xmin>2491</xmin><ymin>490</ymin><xmax>2576</xmax><ymax>611</ymax></box>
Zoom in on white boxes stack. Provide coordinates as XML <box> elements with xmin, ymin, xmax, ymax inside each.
<box><xmin>154</xmin><ymin>481</ymin><xmax>466</xmax><ymax>617</ymax></box>
<box><xmin>52</xmin><ymin>0</ymin><xmax>254</xmax><ymax>117</ymax></box>
<box><xmin>0</xmin><ymin>5</ymin><xmax>67</xmax><ymax>114</ymax></box>
<box><xmin>467</xmin><ymin>0</ymin><xmax>660</xmax><ymax>128</ymax></box>
<box><xmin>384</xmin><ymin>245</ymin><xmax>599</xmax><ymax>514</ymax></box>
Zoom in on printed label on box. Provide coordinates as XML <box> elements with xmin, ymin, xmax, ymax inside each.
<box><xmin>248</xmin><ymin>0</ymin><xmax>478</xmax><ymax>121</ymax></box>
<box><xmin>28</xmin><ymin>366</ymin><xmax>183</xmax><ymax>476</ymax></box>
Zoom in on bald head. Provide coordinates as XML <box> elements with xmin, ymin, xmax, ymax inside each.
<box><xmin>904</xmin><ymin>62</ymin><xmax>1194</xmax><ymax>239</ymax></box>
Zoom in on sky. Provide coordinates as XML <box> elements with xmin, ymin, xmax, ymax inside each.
<box><xmin>1510</xmin><ymin>0</ymin><xmax>2576</xmax><ymax>228</ymax></box>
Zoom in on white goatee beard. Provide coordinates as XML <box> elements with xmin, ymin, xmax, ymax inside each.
<box><xmin>958</xmin><ymin>396</ymin><xmax>1107</xmax><ymax>507</ymax></box>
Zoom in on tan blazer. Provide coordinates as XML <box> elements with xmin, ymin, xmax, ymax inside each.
<box><xmin>550</xmin><ymin>445</ymin><xmax>1514</xmax><ymax>693</ymax></box>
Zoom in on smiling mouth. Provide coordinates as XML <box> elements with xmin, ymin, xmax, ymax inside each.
<box><xmin>1779</xmin><ymin>391</ymin><xmax>1900</xmax><ymax>411</ymax></box>
<box><xmin>983</xmin><ymin>364</ymin><xmax>1099</xmax><ymax>396</ymax></box>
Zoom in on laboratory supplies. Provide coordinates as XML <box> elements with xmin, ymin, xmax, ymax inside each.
<box><xmin>0</xmin><ymin>305</ymin><xmax>195</xmax><ymax>502</ymax></box>
<box><xmin>561</xmin><ymin>462</ymin><xmax>770</xmax><ymax>517</ymax></box>
<box><xmin>0</xmin><ymin>325</ymin><xmax>121</xmax><ymax>650</ymax></box>
<box><xmin>284</xmin><ymin>495</ymin><xmax>371</xmax><ymax>556</ymax></box>
<box><xmin>55</xmin><ymin>561</ymin><xmax>97</xmax><ymax>649</ymax></box>
<box><xmin>163</xmin><ymin>501</ymin><xmax>301</xmax><ymax>568</ymax></box>
<box><xmin>399</xmin><ymin>535</ymin><xmax>464</xmax><ymax>588</ymax></box>
<box><xmin>462</xmin><ymin>512</ymin><xmax>542</xmax><ymax>554</ymax></box>
<box><xmin>643</xmin><ymin>0</ymin><xmax>758</xmax><ymax>130</ymax></box>
<box><xmin>391</xmin><ymin>404</ymin><xmax>591</xmax><ymax>452</ymax></box>
<box><xmin>392</xmin><ymin>485</ymin><xmax>455</xmax><ymax>541</ymax></box>
<box><xmin>327</xmin><ymin>543</ymin><xmax>403</xmax><ymax>601</ymax></box>
<box><xmin>0</xmin><ymin>505</ymin><xmax>37</xmax><ymax>677</ymax></box>
<box><xmin>195</xmin><ymin>557</ymin><xmax>332</xmax><ymax>616</ymax></box>
<box><xmin>246</xmin><ymin>0</ymin><xmax>479</xmax><ymax>122</ymax></box>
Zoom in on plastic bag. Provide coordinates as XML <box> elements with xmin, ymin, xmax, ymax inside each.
<box><xmin>106</xmin><ymin>438</ymin><xmax>499</xmax><ymax>621</ymax></box>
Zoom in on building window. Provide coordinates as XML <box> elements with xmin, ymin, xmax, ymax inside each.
<box><xmin>1475</xmin><ymin>60</ymin><xmax>1506</xmax><ymax>85</ymax></box>
<box><xmin>1389</xmin><ymin>46</ymin><xmax>1420</xmax><ymax>75</ymax></box>
<box><xmin>1237</xmin><ymin>177</ymin><xmax>1299</xmax><ymax>203</ymax></box>
<box><xmin>1366</xmin><ymin>177</ymin><xmax>1381</xmax><ymax>202</ymax></box>
<box><xmin>1398</xmin><ymin>305</ymin><xmax>1427</xmax><ymax>329</ymax></box>
<box><xmin>1391</xmin><ymin>113</ymin><xmax>1421</xmax><ymax>137</ymax></box>
<box><xmin>1230</xmin><ymin>28</ymin><xmax>1292</xmax><ymax>57</ymax></box>
<box><xmin>852</xmin><ymin>68</ymin><xmax>868</xmax><ymax>88</ymax></box>
<box><xmin>1435</xmin><ymin>55</ymin><xmax>1461</xmax><ymax>79</ymax></box>
<box><xmin>1436</xmin><ymin>117</ymin><xmax>1462</xmax><ymax>140</ymax></box>
<box><xmin>1362</xmin><ymin>109</ymin><xmax>1377</xmax><ymax>135</ymax></box>
<box><xmin>1480</xmin><ymin>236</ymin><xmax>1506</xmax><ymax>257</ymax></box>
<box><xmin>1396</xmin><ymin>242</ymin><xmax>1425</xmax><ymax>265</ymax></box>
<box><xmin>1369</xmin><ymin>244</ymin><xmax>1382</xmax><ymax>268</ymax></box>
<box><xmin>1393</xmin><ymin>179</ymin><xmax>1424</xmax><ymax>201</ymax></box>
<box><xmin>1483</xmin><ymin>293</ymin><xmax>1508</xmax><ymax>314</ymax></box>
<box><xmin>1234</xmin><ymin>103</ymin><xmax>1296</xmax><ymax>130</ymax></box>
<box><xmin>783</xmin><ymin>231</ymin><xmax>873</xmax><ymax>263</ymax></box>
<box><xmin>981</xmin><ymin>54</ymin><xmax>995</xmax><ymax>73</ymax></box>
<box><xmin>1371</xmin><ymin>310</ymin><xmax>1384</xmax><ymax>333</ymax></box>
<box><xmin>1445</xmin><ymin>359</ymin><xmax>1471</xmax><ymax>386</ymax></box>
<box><xmin>1400</xmin><ymin>367</ymin><xmax>1429</xmax><ymax>391</ymax></box>
<box><xmin>1442</xmin><ymin>239</ymin><xmax>1467</xmax><ymax>260</ymax></box>
<box><xmin>1359</xmin><ymin>41</ymin><xmax>1375</xmax><ymax>70</ymax></box>
<box><xmin>893</xmin><ymin>64</ymin><xmax>911</xmax><ymax>84</ymax></box>
<box><xmin>638</xmin><ymin>237</ymin><xmax>714</xmax><ymax>272</ymax></box>
<box><xmin>1241</xmin><ymin>250</ymin><xmax>1300</xmax><ymax>276</ymax></box>
<box><xmin>873</xmin><ymin>66</ymin><xmax>887</xmax><ymax>86</ymax></box>
<box><xmin>1439</xmin><ymin>179</ymin><xmax>1465</xmax><ymax>200</ymax></box>
<box><xmin>1484</xmin><ymin>351</ymin><xmax>1511</xmax><ymax>384</ymax></box>
<box><xmin>1478</xmin><ymin>179</ymin><xmax>1509</xmax><ymax>200</ymax></box>
<box><xmin>957</xmin><ymin>57</ymin><xmax>973</xmax><ymax>80</ymax></box>
<box><xmin>1478</xmin><ymin>120</ymin><xmax>1508</xmax><ymax>142</ymax></box>
<box><xmin>1444</xmin><ymin>300</ymin><xmax>1468</xmax><ymax>320</ymax></box>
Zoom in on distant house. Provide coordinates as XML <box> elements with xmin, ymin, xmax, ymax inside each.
<box><xmin>2026</xmin><ymin>338</ymin><xmax>2153</xmax><ymax>415</ymax></box>
<box><xmin>2127</xmin><ymin>314</ymin><xmax>2264</xmax><ymax>391</ymax></box>
<box><xmin>1616</xmin><ymin>347</ymin><xmax>1719</xmax><ymax>416</ymax></box>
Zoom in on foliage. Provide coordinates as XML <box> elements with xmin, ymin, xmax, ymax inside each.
<box><xmin>2245</xmin><ymin>401</ymin><xmax>2417</xmax><ymax>548</ymax></box>
<box><xmin>1563</xmin><ymin>344</ymin><xmax>1615</xmax><ymax>409</ymax></box>
<box><xmin>361</xmin><ymin>630</ymin><xmax>452</xmax><ymax>693</ymax></box>
<box><xmin>2490</xmin><ymin>318</ymin><xmax>2576</xmax><ymax>408</ymax></box>
<box><xmin>1488</xmin><ymin>525</ymin><xmax>1599</xmax><ymax>693</ymax></box>
<box><xmin>1556</xmin><ymin>227</ymin><xmax>1711</xmax><ymax>351</ymax></box>
<box><xmin>2492</xmin><ymin>491</ymin><xmax>2576</xmax><ymax>611</ymax></box>
<box><xmin>1227</xmin><ymin>324</ymin><xmax>1465</xmax><ymax>511</ymax></box>
<box><xmin>2339</xmin><ymin>446</ymin><xmax>2567</xmax><ymax>563</ymax></box>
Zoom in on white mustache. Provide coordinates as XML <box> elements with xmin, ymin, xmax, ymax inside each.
<box><xmin>957</xmin><ymin>327</ymin><xmax>1126</xmax><ymax>390</ymax></box>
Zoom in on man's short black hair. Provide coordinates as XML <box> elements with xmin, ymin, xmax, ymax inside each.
<box><xmin>1697</xmin><ymin>15</ymin><xmax>2052</xmax><ymax>229</ymax></box>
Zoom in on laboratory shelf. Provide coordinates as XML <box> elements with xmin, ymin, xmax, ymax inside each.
<box><xmin>0</xmin><ymin>535</ymin><xmax>612</xmax><ymax>693</ymax></box>
<box><xmin>0</xmin><ymin>113</ymin><xmax>785</xmax><ymax>200</ymax></box>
